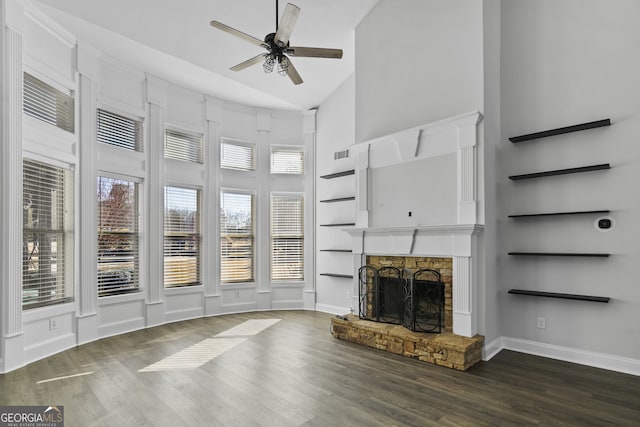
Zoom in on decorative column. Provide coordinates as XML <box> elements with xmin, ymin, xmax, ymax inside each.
<box><xmin>203</xmin><ymin>96</ymin><xmax>223</xmax><ymax>315</ymax></box>
<box><xmin>352</xmin><ymin>143</ymin><xmax>370</xmax><ymax>228</ymax></box>
<box><xmin>1</xmin><ymin>1</ymin><xmax>25</xmax><ymax>372</ymax></box>
<box><xmin>76</xmin><ymin>43</ymin><xmax>100</xmax><ymax>344</ymax></box>
<box><xmin>256</xmin><ymin>109</ymin><xmax>271</xmax><ymax>310</ymax></box>
<box><xmin>303</xmin><ymin>109</ymin><xmax>316</xmax><ymax>310</ymax></box>
<box><xmin>452</xmin><ymin>228</ymin><xmax>479</xmax><ymax>338</ymax></box>
<box><xmin>145</xmin><ymin>75</ymin><xmax>167</xmax><ymax>326</ymax></box>
<box><xmin>454</xmin><ymin>113</ymin><xmax>482</xmax><ymax>224</ymax></box>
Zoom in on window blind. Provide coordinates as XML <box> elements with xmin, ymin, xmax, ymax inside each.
<box><xmin>271</xmin><ymin>194</ymin><xmax>304</xmax><ymax>281</ymax></box>
<box><xmin>23</xmin><ymin>72</ymin><xmax>74</xmax><ymax>133</ymax></box>
<box><xmin>164</xmin><ymin>186</ymin><xmax>201</xmax><ymax>287</ymax></box>
<box><xmin>97</xmin><ymin>109</ymin><xmax>143</xmax><ymax>152</ymax></box>
<box><xmin>23</xmin><ymin>159</ymin><xmax>74</xmax><ymax>308</ymax></box>
<box><xmin>221</xmin><ymin>140</ymin><xmax>256</xmax><ymax>171</ymax></box>
<box><xmin>271</xmin><ymin>147</ymin><xmax>304</xmax><ymax>174</ymax></box>
<box><xmin>220</xmin><ymin>192</ymin><xmax>254</xmax><ymax>283</ymax></box>
<box><xmin>97</xmin><ymin>176</ymin><xmax>140</xmax><ymax>296</ymax></box>
<box><xmin>164</xmin><ymin>129</ymin><xmax>204</xmax><ymax>164</ymax></box>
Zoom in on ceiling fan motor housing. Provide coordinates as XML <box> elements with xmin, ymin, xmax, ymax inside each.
<box><xmin>264</xmin><ymin>33</ymin><xmax>289</xmax><ymax>56</ymax></box>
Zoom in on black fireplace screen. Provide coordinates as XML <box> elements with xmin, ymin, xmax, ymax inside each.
<box><xmin>359</xmin><ymin>266</ymin><xmax>444</xmax><ymax>333</ymax></box>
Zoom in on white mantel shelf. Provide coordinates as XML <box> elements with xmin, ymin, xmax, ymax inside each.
<box><xmin>345</xmin><ymin>224</ymin><xmax>483</xmax><ymax>258</ymax></box>
<box><xmin>347</xmin><ymin>224</ymin><xmax>484</xmax><ymax>235</ymax></box>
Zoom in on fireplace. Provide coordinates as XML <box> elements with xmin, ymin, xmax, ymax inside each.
<box><xmin>331</xmin><ymin>112</ymin><xmax>485</xmax><ymax>369</ymax></box>
<box><xmin>359</xmin><ymin>258</ymin><xmax>449</xmax><ymax>333</ymax></box>
<box><xmin>344</xmin><ymin>111</ymin><xmax>483</xmax><ymax>338</ymax></box>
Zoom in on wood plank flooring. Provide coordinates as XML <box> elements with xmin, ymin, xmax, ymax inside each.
<box><xmin>1</xmin><ymin>311</ymin><xmax>639</xmax><ymax>426</ymax></box>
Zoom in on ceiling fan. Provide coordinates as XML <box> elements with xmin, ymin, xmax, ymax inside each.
<box><xmin>210</xmin><ymin>1</ymin><xmax>343</xmax><ymax>85</ymax></box>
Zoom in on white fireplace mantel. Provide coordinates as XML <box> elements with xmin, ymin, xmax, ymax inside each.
<box><xmin>345</xmin><ymin>111</ymin><xmax>484</xmax><ymax>339</ymax></box>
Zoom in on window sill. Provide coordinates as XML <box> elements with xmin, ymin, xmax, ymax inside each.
<box><xmin>97</xmin><ymin>290</ymin><xmax>145</xmax><ymax>306</ymax></box>
<box><xmin>270</xmin><ymin>281</ymin><xmax>305</xmax><ymax>287</ymax></box>
<box><xmin>164</xmin><ymin>284</ymin><xmax>205</xmax><ymax>296</ymax></box>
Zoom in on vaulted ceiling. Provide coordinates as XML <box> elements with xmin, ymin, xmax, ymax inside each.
<box><xmin>34</xmin><ymin>0</ymin><xmax>379</xmax><ymax>110</ymax></box>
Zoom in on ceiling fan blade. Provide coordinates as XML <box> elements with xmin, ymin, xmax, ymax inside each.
<box><xmin>210</xmin><ymin>21</ymin><xmax>268</xmax><ymax>49</ymax></box>
<box><xmin>230</xmin><ymin>54</ymin><xmax>267</xmax><ymax>72</ymax></box>
<box><xmin>285</xmin><ymin>47</ymin><xmax>343</xmax><ymax>59</ymax></box>
<box><xmin>286</xmin><ymin>59</ymin><xmax>303</xmax><ymax>85</ymax></box>
<box><xmin>274</xmin><ymin>3</ymin><xmax>300</xmax><ymax>47</ymax></box>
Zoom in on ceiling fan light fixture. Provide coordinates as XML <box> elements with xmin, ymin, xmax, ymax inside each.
<box><xmin>263</xmin><ymin>54</ymin><xmax>276</xmax><ymax>73</ymax></box>
<box><xmin>277</xmin><ymin>56</ymin><xmax>290</xmax><ymax>76</ymax></box>
<box><xmin>210</xmin><ymin>1</ymin><xmax>343</xmax><ymax>85</ymax></box>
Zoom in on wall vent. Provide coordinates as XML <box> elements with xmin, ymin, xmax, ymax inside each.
<box><xmin>334</xmin><ymin>149</ymin><xmax>350</xmax><ymax>160</ymax></box>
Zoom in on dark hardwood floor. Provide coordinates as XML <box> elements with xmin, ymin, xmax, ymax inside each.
<box><xmin>1</xmin><ymin>311</ymin><xmax>639</xmax><ymax>426</ymax></box>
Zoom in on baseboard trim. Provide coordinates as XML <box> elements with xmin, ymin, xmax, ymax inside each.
<box><xmin>315</xmin><ymin>303</ymin><xmax>351</xmax><ymax>316</ymax></box>
<box><xmin>499</xmin><ymin>336</ymin><xmax>640</xmax><ymax>376</ymax></box>
<box><xmin>482</xmin><ymin>336</ymin><xmax>504</xmax><ymax>361</ymax></box>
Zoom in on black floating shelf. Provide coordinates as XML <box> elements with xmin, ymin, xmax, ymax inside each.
<box><xmin>508</xmin><ymin>289</ymin><xmax>610</xmax><ymax>303</ymax></box>
<box><xmin>320</xmin><ymin>170</ymin><xmax>355</xmax><ymax>179</ymax></box>
<box><xmin>320</xmin><ymin>273</ymin><xmax>354</xmax><ymax>279</ymax></box>
<box><xmin>509</xmin><ymin>163</ymin><xmax>610</xmax><ymax>181</ymax></box>
<box><xmin>320</xmin><ymin>196</ymin><xmax>355</xmax><ymax>203</ymax></box>
<box><xmin>509</xmin><ymin>210</ymin><xmax>610</xmax><ymax>218</ymax></box>
<box><xmin>320</xmin><ymin>249</ymin><xmax>352</xmax><ymax>253</ymax></box>
<box><xmin>509</xmin><ymin>252</ymin><xmax>610</xmax><ymax>257</ymax></box>
<box><xmin>320</xmin><ymin>223</ymin><xmax>355</xmax><ymax>227</ymax></box>
<box><xmin>509</xmin><ymin>118</ymin><xmax>611</xmax><ymax>143</ymax></box>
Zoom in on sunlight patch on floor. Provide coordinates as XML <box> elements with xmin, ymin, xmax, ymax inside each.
<box><xmin>139</xmin><ymin>318</ymin><xmax>281</xmax><ymax>372</ymax></box>
<box><xmin>139</xmin><ymin>337</ymin><xmax>246</xmax><ymax>371</ymax></box>
<box><xmin>37</xmin><ymin>371</ymin><xmax>95</xmax><ymax>384</ymax></box>
<box><xmin>214</xmin><ymin>318</ymin><xmax>281</xmax><ymax>337</ymax></box>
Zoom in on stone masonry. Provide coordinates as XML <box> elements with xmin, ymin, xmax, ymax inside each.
<box><xmin>366</xmin><ymin>256</ymin><xmax>453</xmax><ymax>332</ymax></box>
<box><xmin>331</xmin><ymin>314</ymin><xmax>484</xmax><ymax>371</ymax></box>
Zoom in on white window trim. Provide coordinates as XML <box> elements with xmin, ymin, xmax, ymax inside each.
<box><xmin>270</xmin><ymin>144</ymin><xmax>305</xmax><ymax>176</ymax></box>
<box><xmin>220</xmin><ymin>137</ymin><xmax>257</xmax><ymax>172</ymax></box>
<box><xmin>96</xmin><ymin>173</ymin><xmax>144</xmax><ymax>297</ymax></box>
<box><xmin>22</xmin><ymin>158</ymin><xmax>75</xmax><ymax>308</ymax></box>
<box><xmin>270</xmin><ymin>191</ymin><xmax>305</xmax><ymax>284</ymax></box>
<box><xmin>219</xmin><ymin>188</ymin><xmax>256</xmax><ymax>286</ymax></box>
<box><xmin>163</xmin><ymin>184</ymin><xmax>202</xmax><ymax>288</ymax></box>
<box><xmin>164</xmin><ymin>126</ymin><xmax>205</xmax><ymax>164</ymax></box>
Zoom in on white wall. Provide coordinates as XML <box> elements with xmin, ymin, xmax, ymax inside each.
<box><xmin>498</xmin><ymin>0</ymin><xmax>640</xmax><ymax>368</ymax></box>
<box><xmin>355</xmin><ymin>0</ymin><xmax>484</xmax><ymax>143</ymax></box>
<box><xmin>315</xmin><ymin>74</ymin><xmax>356</xmax><ymax>315</ymax></box>
<box><xmin>370</xmin><ymin>154</ymin><xmax>457</xmax><ymax>227</ymax></box>
<box><xmin>479</xmin><ymin>0</ymin><xmax>501</xmax><ymax>351</ymax></box>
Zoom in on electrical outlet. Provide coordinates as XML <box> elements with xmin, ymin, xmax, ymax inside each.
<box><xmin>49</xmin><ymin>318</ymin><xmax>57</xmax><ymax>330</ymax></box>
<box><xmin>345</xmin><ymin>291</ymin><xmax>351</xmax><ymax>300</ymax></box>
<box><xmin>235</xmin><ymin>290</ymin><xmax>240</xmax><ymax>298</ymax></box>
<box><xmin>536</xmin><ymin>317</ymin><xmax>546</xmax><ymax>329</ymax></box>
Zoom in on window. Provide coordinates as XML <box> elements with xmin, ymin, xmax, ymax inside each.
<box><xmin>23</xmin><ymin>159</ymin><xmax>74</xmax><ymax>308</ymax></box>
<box><xmin>271</xmin><ymin>194</ymin><xmax>304</xmax><ymax>281</ymax></box>
<box><xmin>220</xmin><ymin>192</ymin><xmax>254</xmax><ymax>283</ymax></box>
<box><xmin>164</xmin><ymin>186</ymin><xmax>201</xmax><ymax>287</ymax></box>
<box><xmin>164</xmin><ymin>129</ymin><xmax>204</xmax><ymax>163</ymax></box>
<box><xmin>271</xmin><ymin>146</ymin><xmax>304</xmax><ymax>174</ymax></box>
<box><xmin>23</xmin><ymin>72</ymin><xmax>74</xmax><ymax>133</ymax></box>
<box><xmin>97</xmin><ymin>176</ymin><xmax>140</xmax><ymax>296</ymax></box>
<box><xmin>220</xmin><ymin>140</ymin><xmax>256</xmax><ymax>171</ymax></box>
<box><xmin>97</xmin><ymin>109</ymin><xmax>143</xmax><ymax>152</ymax></box>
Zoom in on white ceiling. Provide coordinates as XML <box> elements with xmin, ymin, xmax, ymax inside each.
<box><xmin>33</xmin><ymin>0</ymin><xmax>380</xmax><ymax>111</ymax></box>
